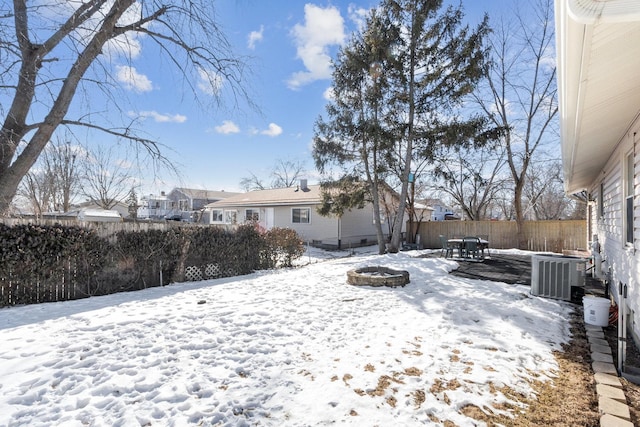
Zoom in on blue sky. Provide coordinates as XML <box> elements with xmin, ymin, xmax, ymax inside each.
<box><xmin>107</xmin><ymin>0</ymin><xmax>514</xmax><ymax>196</ymax></box>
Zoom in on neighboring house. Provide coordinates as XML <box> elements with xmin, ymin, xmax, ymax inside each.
<box><xmin>412</xmin><ymin>201</ymin><xmax>435</xmax><ymax>223</ymax></box>
<box><xmin>138</xmin><ymin>188</ymin><xmax>241</xmax><ymax>221</ymax></box>
<box><xmin>205</xmin><ymin>180</ymin><xmax>391</xmax><ymax>249</ymax></box>
<box><xmin>556</xmin><ymin>2</ymin><xmax>639</xmax><ymax>341</ymax></box>
<box><xmin>138</xmin><ymin>192</ymin><xmax>170</xmax><ymax>220</ymax></box>
<box><xmin>423</xmin><ymin>199</ymin><xmax>458</xmax><ymax>221</ymax></box>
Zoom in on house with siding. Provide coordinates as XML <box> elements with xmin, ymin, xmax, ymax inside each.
<box><xmin>423</xmin><ymin>198</ymin><xmax>459</xmax><ymax>221</ymax></box>
<box><xmin>556</xmin><ymin>1</ymin><xmax>639</xmax><ymax>342</ymax></box>
<box><xmin>139</xmin><ymin>188</ymin><xmax>240</xmax><ymax>222</ymax></box>
<box><xmin>204</xmin><ymin>180</ymin><xmax>395</xmax><ymax>249</ymax></box>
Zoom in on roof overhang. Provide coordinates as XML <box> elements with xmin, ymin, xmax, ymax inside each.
<box><xmin>556</xmin><ymin>0</ymin><xmax>640</xmax><ymax>194</ymax></box>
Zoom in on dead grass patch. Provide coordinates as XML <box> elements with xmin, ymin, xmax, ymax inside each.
<box><xmin>412</xmin><ymin>389</ymin><xmax>426</xmax><ymax>408</ymax></box>
<box><xmin>462</xmin><ymin>311</ymin><xmax>600</xmax><ymax>426</ymax></box>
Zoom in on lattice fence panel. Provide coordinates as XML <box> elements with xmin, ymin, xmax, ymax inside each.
<box><xmin>204</xmin><ymin>264</ymin><xmax>221</xmax><ymax>279</ymax></box>
<box><xmin>185</xmin><ymin>266</ymin><xmax>203</xmax><ymax>282</ymax></box>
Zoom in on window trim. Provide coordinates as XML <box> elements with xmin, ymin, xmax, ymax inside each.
<box><xmin>245</xmin><ymin>208</ymin><xmax>260</xmax><ymax>222</ymax></box>
<box><xmin>624</xmin><ymin>151</ymin><xmax>634</xmax><ymax>246</ymax></box>
<box><xmin>598</xmin><ymin>181</ymin><xmax>604</xmax><ymax>219</ymax></box>
<box><xmin>292</xmin><ymin>207</ymin><xmax>310</xmax><ymax>224</ymax></box>
<box><xmin>211</xmin><ymin>209</ymin><xmax>223</xmax><ymax>222</ymax></box>
<box><xmin>225</xmin><ymin>210</ymin><xmax>237</xmax><ymax>224</ymax></box>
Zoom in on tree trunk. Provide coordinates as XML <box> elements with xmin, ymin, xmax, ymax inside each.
<box><xmin>0</xmin><ymin>0</ymin><xmax>135</xmax><ymax>214</ymax></box>
<box><xmin>171</xmin><ymin>237</ymin><xmax>192</xmax><ymax>283</ymax></box>
<box><xmin>370</xmin><ymin>181</ymin><xmax>387</xmax><ymax>255</ymax></box>
<box><xmin>514</xmin><ymin>179</ymin><xmax>526</xmax><ymax>249</ymax></box>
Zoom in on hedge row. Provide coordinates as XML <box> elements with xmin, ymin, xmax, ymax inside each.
<box><xmin>0</xmin><ymin>223</ymin><xmax>304</xmax><ymax>307</ymax></box>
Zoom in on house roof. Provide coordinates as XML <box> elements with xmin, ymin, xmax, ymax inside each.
<box><xmin>556</xmin><ymin>0</ymin><xmax>640</xmax><ymax>194</ymax></box>
<box><xmin>422</xmin><ymin>198</ymin><xmax>448</xmax><ymax>208</ymax></box>
<box><xmin>206</xmin><ymin>185</ymin><xmax>322</xmax><ymax>208</ymax></box>
<box><xmin>171</xmin><ymin>188</ymin><xmax>241</xmax><ymax>200</ymax></box>
<box><xmin>78</xmin><ymin>209</ymin><xmax>122</xmax><ymax>218</ymax></box>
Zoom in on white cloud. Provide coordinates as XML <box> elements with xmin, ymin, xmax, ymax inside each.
<box><xmin>248</xmin><ymin>25</ymin><xmax>264</xmax><ymax>49</ymax></box>
<box><xmin>287</xmin><ymin>4</ymin><xmax>345</xmax><ymax>90</ymax></box>
<box><xmin>116</xmin><ymin>65</ymin><xmax>152</xmax><ymax>92</ymax></box>
<box><xmin>348</xmin><ymin>4</ymin><xmax>369</xmax><ymax>31</ymax></box>
<box><xmin>135</xmin><ymin>111</ymin><xmax>187</xmax><ymax>123</ymax></box>
<box><xmin>105</xmin><ymin>33</ymin><xmax>143</xmax><ymax>60</ymax></box>
<box><xmin>215</xmin><ymin>120</ymin><xmax>241</xmax><ymax>134</ymax></box>
<box><xmin>103</xmin><ymin>3</ymin><xmax>145</xmax><ymax>59</ymax></box>
<box><xmin>198</xmin><ymin>68</ymin><xmax>223</xmax><ymax>96</ymax></box>
<box><xmin>323</xmin><ymin>86</ymin><xmax>334</xmax><ymax>100</ymax></box>
<box><xmin>261</xmin><ymin>123</ymin><xmax>283</xmax><ymax>137</ymax></box>
<box><xmin>116</xmin><ymin>159</ymin><xmax>134</xmax><ymax>169</ymax></box>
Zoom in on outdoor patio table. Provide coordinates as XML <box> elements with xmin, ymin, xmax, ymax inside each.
<box><xmin>447</xmin><ymin>237</ymin><xmax>489</xmax><ymax>260</ymax></box>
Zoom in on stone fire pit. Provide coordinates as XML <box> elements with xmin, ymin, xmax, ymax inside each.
<box><xmin>346</xmin><ymin>266</ymin><xmax>410</xmax><ymax>287</ymax></box>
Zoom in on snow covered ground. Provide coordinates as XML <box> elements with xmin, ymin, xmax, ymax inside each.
<box><xmin>0</xmin><ymin>247</ymin><xmax>574</xmax><ymax>426</ymax></box>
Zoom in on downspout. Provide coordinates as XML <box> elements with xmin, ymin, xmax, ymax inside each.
<box><xmin>618</xmin><ymin>282</ymin><xmax>625</xmax><ymax>373</ymax></box>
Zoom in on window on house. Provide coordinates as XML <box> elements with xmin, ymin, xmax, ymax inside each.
<box><xmin>625</xmin><ymin>152</ymin><xmax>635</xmax><ymax>245</ymax></box>
<box><xmin>179</xmin><ymin>199</ymin><xmax>189</xmax><ymax>211</ymax></box>
<box><xmin>599</xmin><ymin>182</ymin><xmax>604</xmax><ymax>218</ymax></box>
<box><xmin>225</xmin><ymin>211</ymin><xmax>237</xmax><ymax>224</ymax></box>
<box><xmin>245</xmin><ymin>209</ymin><xmax>259</xmax><ymax>222</ymax></box>
<box><xmin>211</xmin><ymin>210</ymin><xmax>223</xmax><ymax>222</ymax></box>
<box><xmin>292</xmin><ymin>208</ymin><xmax>310</xmax><ymax>224</ymax></box>
<box><xmin>373</xmin><ymin>211</ymin><xmax>387</xmax><ymax>225</ymax></box>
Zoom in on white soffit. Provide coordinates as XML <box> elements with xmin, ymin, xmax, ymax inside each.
<box><xmin>567</xmin><ymin>0</ymin><xmax>640</xmax><ymax>23</ymax></box>
<box><xmin>558</xmin><ymin>0</ymin><xmax>640</xmax><ymax>194</ymax></box>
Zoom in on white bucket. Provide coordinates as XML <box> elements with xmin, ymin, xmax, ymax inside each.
<box><xmin>583</xmin><ymin>296</ymin><xmax>611</xmax><ymax>327</ymax></box>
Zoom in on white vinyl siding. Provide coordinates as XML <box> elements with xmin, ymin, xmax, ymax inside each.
<box><xmin>590</xmin><ymin>126</ymin><xmax>639</xmax><ymax>346</ymax></box>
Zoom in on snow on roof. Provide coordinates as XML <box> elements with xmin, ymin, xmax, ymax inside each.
<box><xmin>207</xmin><ymin>184</ymin><xmax>322</xmax><ymax>208</ymax></box>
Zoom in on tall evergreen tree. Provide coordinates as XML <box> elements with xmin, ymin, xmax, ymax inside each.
<box><xmin>127</xmin><ymin>188</ymin><xmax>139</xmax><ymax>220</ymax></box>
<box><xmin>313</xmin><ymin>10</ymin><xmax>398</xmax><ymax>254</ymax></box>
<box><xmin>314</xmin><ymin>0</ymin><xmax>490</xmax><ymax>252</ymax></box>
<box><xmin>382</xmin><ymin>0</ymin><xmax>490</xmax><ymax>251</ymax></box>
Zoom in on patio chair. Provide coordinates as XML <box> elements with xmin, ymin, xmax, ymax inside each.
<box><xmin>439</xmin><ymin>235</ymin><xmax>453</xmax><ymax>258</ymax></box>
<box><xmin>462</xmin><ymin>236</ymin><xmax>482</xmax><ymax>260</ymax></box>
<box><xmin>477</xmin><ymin>235</ymin><xmax>489</xmax><ymax>258</ymax></box>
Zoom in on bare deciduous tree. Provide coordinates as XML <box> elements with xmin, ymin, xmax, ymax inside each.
<box><xmin>80</xmin><ymin>146</ymin><xmax>136</xmax><ymax>210</ymax></box>
<box><xmin>19</xmin><ymin>169</ymin><xmax>52</xmax><ymax>218</ymax></box>
<box><xmin>0</xmin><ymin>1</ymin><xmax>250</xmax><ymax>214</ymax></box>
<box><xmin>473</xmin><ymin>0</ymin><xmax>558</xmax><ymax>247</ymax></box>
<box><xmin>240</xmin><ymin>159</ymin><xmax>306</xmax><ymax>191</ymax></box>
<box><xmin>18</xmin><ymin>136</ymin><xmax>81</xmax><ymax>215</ymax></box>
<box><xmin>432</xmin><ymin>143</ymin><xmax>507</xmax><ymax>220</ymax></box>
<box><xmin>271</xmin><ymin>159</ymin><xmax>306</xmax><ymax>189</ymax></box>
<box><xmin>47</xmin><ymin>139</ymin><xmax>81</xmax><ymax>213</ymax></box>
<box><xmin>524</xmin><ymin>160</ymin><xmax>578</xmax><ymax>220</ymax></box>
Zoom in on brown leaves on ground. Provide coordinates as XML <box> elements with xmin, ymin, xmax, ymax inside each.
<box><xmin>329</xmin><ymin>309</ymin><xmax>640</xmax><ymax>426</ymax></box>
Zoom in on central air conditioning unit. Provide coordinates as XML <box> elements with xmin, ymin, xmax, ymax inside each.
<box><xmin>530</xmin><ymin>254</ymin><xmax>587</xmax><ymax>301</ymax></box>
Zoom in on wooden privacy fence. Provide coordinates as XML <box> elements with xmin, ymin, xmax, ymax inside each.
<box><xmin>413</xmin><ymin>220</ymin><xmax>587</xmax><ymax>253</ymax></box>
